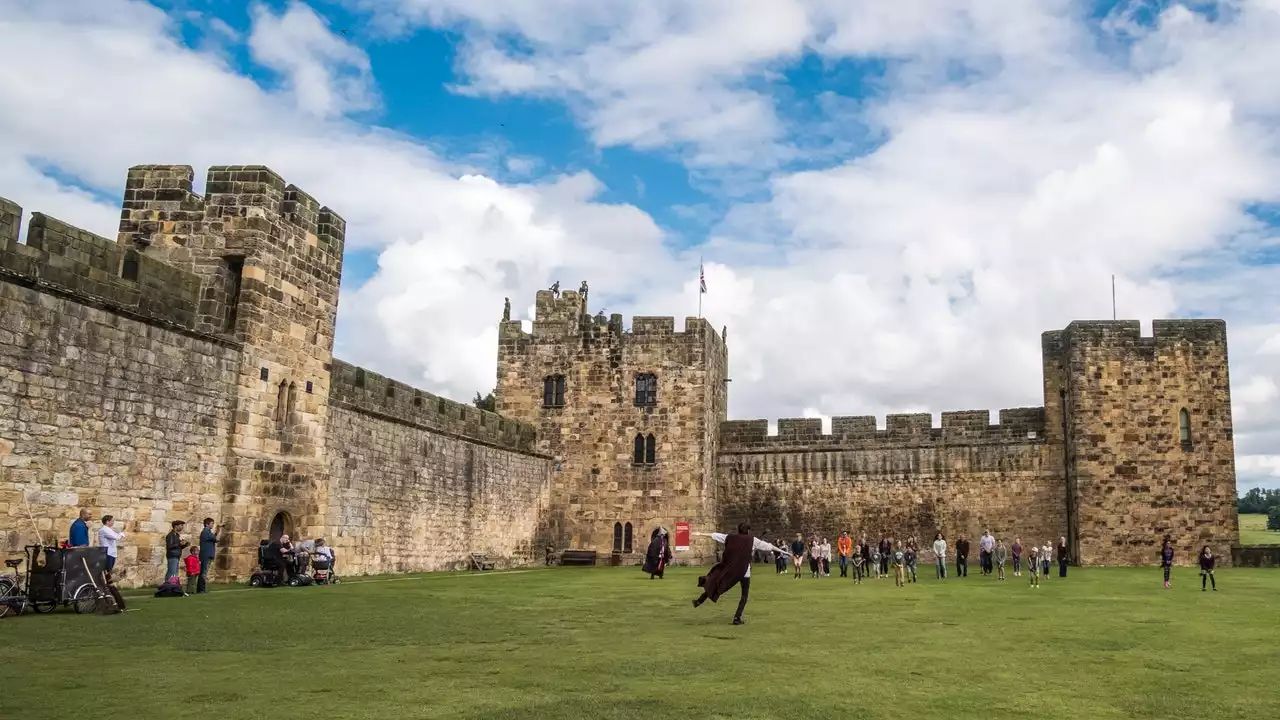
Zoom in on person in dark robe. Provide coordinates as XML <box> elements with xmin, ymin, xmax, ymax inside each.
<box><xmin>692</xmin><ymin>524</ymin><xmax>786</xmax><ymax>626</ymax></box>
<box><xmin>642</xmin><ymin>527</ymin><xmax>673</xmax><ymax>579</ymax></box>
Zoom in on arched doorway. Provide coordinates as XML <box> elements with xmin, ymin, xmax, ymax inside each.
<box><xmin>269</xmin><ymin>511</ymin><xmax>293</xmax><ymax>541</ymax></box>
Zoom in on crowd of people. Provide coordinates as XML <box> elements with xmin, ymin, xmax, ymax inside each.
<box><xmin>769</xmin><ymin>530</ymin><xmax>1071</xmax><ymax>587</ymax></box>
<box><xmin>62</xmin><ymin>508</ymin><xmax>336</xmax><ymax>594</ymax></box>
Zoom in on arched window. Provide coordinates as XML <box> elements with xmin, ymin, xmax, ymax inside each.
<box><xmin>543</xmin><ymin>375</ymin><xmax>566</xmax><ymax>408</ymax></box>
<box><xmin>623</xmin><ymin>522</ymin><xmax>634</xmax><ymax>553</ymax></box>
<box><xmin>612</xmin><ymin>522</ymin><xmax>623</xmax><ymax>553</ymax></box>
<box><xmin>274</xmin><ymin>380</ymin><xmax>288</xmax><ymax>423</ymax></box>
<box><xmin>633</xmin><ymin>434</ymin><xmax>657</xmax><ymax>465</ymax></box>
<box><xmin>634</xmin><ymin>373</ymin><xmax>657</xmax><ymax>406</ymax></box>
<box><xmin>286</xmin><ymin>382</ymin><xmax>297</xmax><ymax>419</ymax></box>
<box><xmin>1179</xmin><ymin>408</ymin><xmax>1192</xmax><ymax>446</ymax></box>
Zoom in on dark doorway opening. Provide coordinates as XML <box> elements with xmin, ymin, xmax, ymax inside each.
<box><xmin>269</xmin><ymin>511</ymin><xmax>293</xmax><ymax>541</ymax></box>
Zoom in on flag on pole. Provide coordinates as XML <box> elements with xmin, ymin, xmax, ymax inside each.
<box><xmin>699</xmin><ymin>262</ymin><xmax>706</xmax><ymax>294</ymax></box>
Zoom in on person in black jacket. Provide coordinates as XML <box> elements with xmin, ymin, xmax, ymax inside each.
<box><xmin>878</xmin><ymin>537</ymin><xmax>891</xmax><ymax>576</ymax></box>
<box><xmin>955</xmin><ymin>535</ymin><xmax>970</xmax><ymax>577</ymax></box>
<box><xmin>164</xmin><ymin>520</ymin><xmax>188</xmax><ymax>582</ymax></box>
<box><xmin>1199</xmin><ymin>546</ymin><xmax>1217</xmax><ymax>591</ymax></box>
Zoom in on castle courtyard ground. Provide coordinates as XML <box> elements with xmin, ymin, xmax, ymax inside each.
<box><xmin>2</xmin><ymin>565</ymin><xmax>1278</xmax><ymax>719</ymax></box>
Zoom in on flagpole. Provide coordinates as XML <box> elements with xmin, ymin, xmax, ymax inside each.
<box><xmin>698</xmin><ymin>257</ymin><xmax>703</xmax><ymax>319</ymax></box>
<box><xmin>1111</xmin><ymin>274</ymin><xmax>1116</xmax><ymax>321</ymax></box>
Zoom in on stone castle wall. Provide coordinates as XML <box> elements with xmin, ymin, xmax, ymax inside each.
<box><xmin>323</xmin><ymin>360</ymin><xmax>551</xmax><ymax>573</ymax></box>
<box><xmin>495</xmin><ymin>290</ymin><xmax>727</xmax><ymax>563</ymax></box>
<box><xmin>0</xmin><ymin>197</ymin><xmax>239</xmax><ymax>584</ymax></box>
<box><xmin>0</xmin><ymin>171</ymin><xmax>553</xmax><ymax>586</ymax></box>
<box><xmin>716</xmin><ymin>409</ymin><xmax>1067</xmax><ymax>553</ymax></box>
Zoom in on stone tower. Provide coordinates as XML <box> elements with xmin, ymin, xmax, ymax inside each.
<box><xmin>1042</xmin><ymin>320</ymin><xmax>1239</xmax><ymax>565</ymax></box>
<box><xmin>494</xmin><ymin>286</ymin><xmax>728</xmax><ymax>560</ymax></box>
<box><xmin>117</xmin><ymin>165</ymin><xmax>345</xmax><ymax>577</ymax></box>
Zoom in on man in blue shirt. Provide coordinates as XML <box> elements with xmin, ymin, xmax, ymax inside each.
<box><xmin>69</xmin><ymin>508</ymin><xmax>91</xmax><ymax>547</ymax></box>
<box><xmin>197</xmin><ymin>518</ymin><xmax>222</xmax><ymax>593</ymax></box>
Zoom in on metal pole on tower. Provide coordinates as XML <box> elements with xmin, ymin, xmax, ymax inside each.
<box><xmin>1112</xmin><ymin>274</ymin><xmax>1116</xmax><ymax>321</ymax></box>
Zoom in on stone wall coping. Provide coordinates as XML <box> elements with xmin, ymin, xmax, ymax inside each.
<box><xmin>720</xmin><ymin>407</ymin><xmax>1047</xmax><ymax>449</ymax></box>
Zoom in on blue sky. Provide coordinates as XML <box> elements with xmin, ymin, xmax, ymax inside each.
<box><xmin>1</xmin><ymin>0</ymin><xmax>1278</xmax><ymax>491</ymax></box>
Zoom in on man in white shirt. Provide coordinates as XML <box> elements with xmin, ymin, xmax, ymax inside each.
<box><xmin>694</xmin><ymin>525</ymin><xmax>786</xmax><ymax>626</ymax></box>
<box><xmin>97</xmin><ymin>515</ymin><xmax>125</xmax><ymax>572</ymax></box>
<box><xmin>979</xmin><ymin>530</ymin><xmax>995</xmax><ymax>576</ymax></box>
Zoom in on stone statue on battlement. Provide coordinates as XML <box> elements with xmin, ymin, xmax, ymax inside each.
<box><xmin>502</xmin><ymin>297</ymin><xmax>511</xmax><ymax>322</ymax></box>
<box><xmin>579</xmin><ymin>280</ymin><xmax>588</xmax><ymax>304</ymax></box>
<box><xmin>550</xmin><ymin>281</ymin><xmax>560</xmax><ymax>296</ymax></box>
<box><xmin>723</xmin><ymin>325</ymin><xmax>728</xmax><ymax>343</ymax></box>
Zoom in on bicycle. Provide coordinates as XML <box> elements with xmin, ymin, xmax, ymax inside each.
<box><xmin>0</xmin><ymin>555</ymin><xmax>31</xmax><ymax>617</ymax></box>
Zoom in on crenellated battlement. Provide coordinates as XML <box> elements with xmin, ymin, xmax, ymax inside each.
<box><xmin>328</xmin><ymin>359</ymin><xmax>541</xmax><ymax>455</ymax></box>
<box><xmin>1042</xmin><ymin>319</ymin><xmax>1227</xmax><ymax>352</ymax></box>
<box><xmin>720</xmin><ymin>407</ymin><xmax>1047</xmax><ymax>451</ymax></box>
<box><xmin>118</xmin><ymin>165</ymin><xmax>346</xmax><ymax>258</ymax></box>
<box><xmin>0</xmin><ymin>196</ymin><xmax>208</xmax><ymax>335</ymax></box>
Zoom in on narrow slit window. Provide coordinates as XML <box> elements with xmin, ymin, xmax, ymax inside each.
<box><xmin>275</xmin><ymin>380</ymin><xmax>288</xmax><ymax>423</ymax></box>
<box><xmin>633</xmin><ymin>434</ymin><xmax>645</xmax><ymax>464</ymax></box>
<box><xmin>623</xmin><ymin>522</ymin><xmax>633</xmax><ymax>553</ymax></box>
<box><xmin>286</xmin><ymin>382</ymin><xmax>296</xmax><ymax>419</ymax></box>
<box><xmin>644</xmin><ymin>433</ymin><xmax>656</xmax><ymax>464</ymax></box>
<box><xmin>1179</xmin><ymin>408</ymin><xmax>1192</xmax><ymax>445</ymax></box>
<box><xmin>223</xmin><ymin>256</ymin><xmax>244</xmax><ymax>331</ymax></box>
<box><xmin>612</xmin><ymin>522</ymin><xmax>623</xmax><ymax>553</ymax></box>
<box><xmin>121</xmin><ymin>251</ymin><xmax>140</xmax><ymax>282</ymax></box>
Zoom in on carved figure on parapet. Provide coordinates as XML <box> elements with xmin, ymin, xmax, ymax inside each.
<box><xmin>550</xmin><ymin>281</ymin><xmax>560</xmax><ymax>296</ymax></box>
<box><xmin>580</xmin><ymin>280</ymin><xmax>589</xmax><ymax>306</ymax></box>
<box><xmin>723</xmin><ymin>325</ymin><xmax>728</xmax><ymax>343</ymax></box>
<box><xmin>502</xmin><ymin>297</ymin><xmax>511</xmax><ymax>322</ymax></box>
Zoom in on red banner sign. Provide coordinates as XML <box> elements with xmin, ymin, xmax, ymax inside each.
<box><xmin>674</xmin><ymin>521</ymin><xmax>690</xmax><ymax>551</ymax></box>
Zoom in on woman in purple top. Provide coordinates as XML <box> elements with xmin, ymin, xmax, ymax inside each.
<box><xmin>1160</xmin><ymin>535</ymin><xmax>1174</xmax><ymax>588</ymax></box>
<box><xmin>1011</xmin><ymin>538</ymin><xmax>1022</xmax><ymax>577</ymax></box>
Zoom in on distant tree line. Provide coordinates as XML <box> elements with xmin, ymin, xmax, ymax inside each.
<box><xmin>1238</xmin><ymin>488</ymin><xmax>1280</xmax><ymax>531</ymax></box>
<box><xmin>472</xmin><ymin>390</ymin><xmax>496</xmax><ymax>412</ymax></box>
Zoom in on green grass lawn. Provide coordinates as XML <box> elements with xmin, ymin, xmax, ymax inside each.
<box><xmin>2</xmin><ymin>565</ymin><xmax>1279</xmax><ymax>720</ymax></box>
<box><xmin>1239</xmin><ymin>512</ymin><xmax>1280</xmax><ymax>545</ymax></box>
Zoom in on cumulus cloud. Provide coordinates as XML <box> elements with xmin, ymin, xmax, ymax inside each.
<box><xmin>3</xmin><ymin>0</ymin><xmax>1279</xmax><ymax>491</ymax></box>
<box><xmin>249</xmin><ymin>1</ymin><xmax>379</xmax><ymax>117</ymax></box>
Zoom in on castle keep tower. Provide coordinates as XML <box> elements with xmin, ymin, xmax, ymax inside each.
<box><xmin>1042</xmin><ymin>320</ymin><xmax>1239</xmax><ymax>565</ymax></box>
<box><xmin>117</xmin><ymin>165</ymin><xmax>345</xmax><ymax>577</ymax></box>
<box><xmin>495</xmin><ymin>287</ymin><xmax>728</xmax><ymax>560</ymax></box>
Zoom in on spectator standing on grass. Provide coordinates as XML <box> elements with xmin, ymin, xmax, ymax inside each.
<box><xmin>790</xmin><ymin>534</ymin><xmax>805</xmax><ymax>579</ymax></box>
<box><xmin>1057</xmin><ymin>536</ymin><xmax>1069</xmax><ymax>578</ymax></box>
<box><xmin>198</xmin><ymin>518</ymin><xmax>221</xmax><ymax>594</ymax></box>
<box><xmin>860</xmin><ymin>536</ymin><xmax>872</xmax><ymax>578</ymax></box>
<box><xmin>1011</xmin><ymin>538</ymin><xmax>1022</xmax><ymax>577</ymax></box>
<box><xmin>97</xmin><ymin>515</ymin><xmax>124</xmax><ymax>572</ymax></box>
<box><xmin>904</xmin><ymin>542</ymin><xmax>918</xmax><ymax>583</ymax></box>
<box><xmin>955</xmin><ymin>535</ymin><xmax>970</xmax><ymax>577</ymax></box>
<box><xmin>838</xmin><ymin>532</ymin><xmax>852</xmax><ymax>578</ymax></box>
<box><xmin>870</xmin><ymin>543</ymin><xmax>882</xmax><ymax>580</ymax></box>
<box><xmin>184</xmin><ymin>547</ymin><xmax>200</xmax><ymax>596</ymax></box>
<box><xmin>1199</xmin><ymin>546</ymin><xmax>1217</xmax><ymax>591</ymax></box>
<box><xmin>1027</xmin><ymin>546</ymin><xmax>1040</xmax><ymax>588</ymax></box>
<box><xmin>1160</xmin><ymin>536</ymin><xmax>1174</xmax><ymax>588</ymax></box>
<box><xmin>852</xmin><ymin>543</ymin><xmax>865</xmax><ymax>584</ymax></box>
<box><xmin>1041</xmin><ymin>541</ymin><xmax>1052</xmax><ymax>579</ymax></box>
<box><xmin>892</xmin><ymin>541</ymin><xmax>906</xmax><ymax>587</ymax></box>
<box><xmin>932</xmin><ymin>532</ymin><xmax>947</xmax><ymax>579</ymax></box>
<box><xmin>994</xmin><ymin>539</ymin><xmax>1008</xmax><ymax>581</ymax></box>
<box><xmin>69</xmin><ymin>508</ymin><xmax>92</xmax><ymax>547</ymax></box>
<box><xmin>878</xmin><ymin>537</ymin><xmax>891</xmax><ymax>577</ymax></box>
<box><xmin>979</xmin><ymin>529</ymin><xmax>995</xmax><ymax>575</ymax></box>
<box><xmin>165</xmin><ymin>520</ymin><xmax>188</xmax><ymax>581</ymax></box>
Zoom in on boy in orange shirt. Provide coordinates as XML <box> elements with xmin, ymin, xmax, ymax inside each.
<box><xmin>184</xmin><ymin>546</ymin><xmax>201</xmax><ymax>596</ymax></box>
<box><xmin>837</xmin><ymin>532</ymin><xmax>853</xmax><ymax>577</ymax></box>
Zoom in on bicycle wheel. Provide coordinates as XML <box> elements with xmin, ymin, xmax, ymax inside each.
<box><xmin>72</xmin><ymin>584</ymin><xmax>100</xmax><ymax>614</ymax></box>
<box><xmin>0</xmin><ymin>577</ymin><xmax>17</xmax><ymax>618</ymax></box>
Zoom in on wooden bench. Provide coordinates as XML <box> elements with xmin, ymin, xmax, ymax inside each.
<box><xmin>560</xmin><ymin>550</ymin><xmax>598</xmax><ymax>566</ymax></box>
<box><xmin>470</xmin><ymin>552</ymin><xmax>495</xmax><ymax>571</ymax></box>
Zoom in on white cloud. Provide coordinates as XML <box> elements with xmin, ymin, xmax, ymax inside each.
<box><xmin>2</xmin><ymin>0</ymin><xmax>1280</xmax><ymax>494</ymax></box>
<box><xmin>248</xmin><ymin>1</ymin><xmax>379</xmax><ymax>117</ymax></box>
